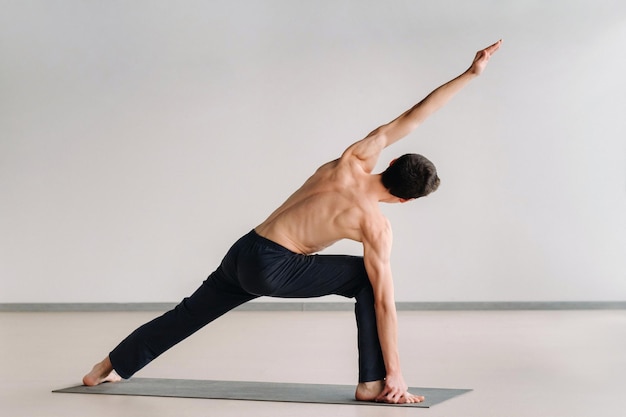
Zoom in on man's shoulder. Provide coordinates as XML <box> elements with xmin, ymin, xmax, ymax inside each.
<box><xmin>359</xmin><ymin>207</ymin><xmax>391</xmax><ymax>237</ymax></box>
<box><xmin>359</xmin><ymin>212</ymin><xmax>392</xmax><ymax>255</ymax></box>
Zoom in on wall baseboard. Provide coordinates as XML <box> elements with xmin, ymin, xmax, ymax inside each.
<box><xmin>1</xmin><ymin>301</ymin><xmax>625</xmax><ymax>312</ymax></box>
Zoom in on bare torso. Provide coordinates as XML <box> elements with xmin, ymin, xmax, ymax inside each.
<box><xmin>255</xmin><ymin>156</ymin><xmax>387</xmax><ymax>254</ymax></box>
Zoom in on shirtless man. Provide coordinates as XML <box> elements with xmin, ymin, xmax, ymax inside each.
<box><xmin>83</xmin><ymin>40</ymin><xmax>501</xmax><ymax>404</ymax></box>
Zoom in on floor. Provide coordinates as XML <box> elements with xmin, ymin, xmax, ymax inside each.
<box><xmin>1</xmin><ymin>309</ymin><xmax>624</xmax><ymax>417</ymax></box>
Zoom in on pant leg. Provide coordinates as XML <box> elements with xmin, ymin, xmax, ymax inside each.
<box><xmin>353</xmin><ymin>279</ymin><xmax>386</xmax><ymax>382</ymax></box>
<box><xmin>287</xmin><ymin>255</ymin><xmax>385</xmax><ymax>383</ymax></box>
<box><xmin>277</xmin><ymin>254</ymin><xmax>386</xmax><ymax>382</ymax></box>
<box><xmin>109</xmin><ymin>266</ymin><xmax>258</xmax><ymax>379</ymax></box>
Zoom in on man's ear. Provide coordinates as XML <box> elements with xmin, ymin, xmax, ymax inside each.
<box><xmin>399</xmin><ymin>198</ymin><xmax>415</xmax><ymax>203</ymax></box>
<box><xmin>389</xmin><ymin>158</ymin><xmax>397</xmax><ymax>166</ymax></box>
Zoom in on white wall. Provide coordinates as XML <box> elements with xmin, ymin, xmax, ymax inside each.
<box><xmin>1</xmin><ymin>0</ymin><xmax>625</xmax><ymax>303</ymax></box>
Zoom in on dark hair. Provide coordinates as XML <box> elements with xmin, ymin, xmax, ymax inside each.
<box><xmin>381</xmin><ymin>153</ymin><xmax>440</xmax><ymax>199</ymax></box>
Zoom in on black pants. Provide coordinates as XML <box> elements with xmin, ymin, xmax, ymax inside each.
<box><xmin>109</xmin><ymin>230</ymin><xmax>386</xmax><ymax>382</ymax></box>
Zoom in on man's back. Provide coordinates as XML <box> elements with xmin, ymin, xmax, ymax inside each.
<box><xmin>255</xmin><ymin>155</ymin><xmax>385</xmax><ymax>255</ymax></box>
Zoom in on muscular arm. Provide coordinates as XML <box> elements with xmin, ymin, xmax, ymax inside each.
<box><xmin>344</xmin><ymin>40</ymin><xmax>502</xmax><ymax>172</ymax></box>
<box><xmin>362</xmin><ymin>218</ymin><xmax>408</xmax><ymax>402</ymax></box>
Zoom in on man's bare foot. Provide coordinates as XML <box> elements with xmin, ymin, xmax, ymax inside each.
<box><xmin>82</xmin><ymin>356</ymin><xmax>122</xmax><ymax>386</ymax></box>
<box><xmin>355</xmin><ymin>380</ymin><xmax>425</xmax><ymax>404</ymax></box>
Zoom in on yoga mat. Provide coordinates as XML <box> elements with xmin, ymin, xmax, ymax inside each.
<box><xmin>53</xmin><ymin>378</ymin><xmax>471</xmax><ymax>407</ymax></box>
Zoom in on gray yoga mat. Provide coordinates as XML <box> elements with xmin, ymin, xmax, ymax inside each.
<box><xmin>53</xmin><ymin>378</ymin><xmax>471</xmax><ymax>407</ymax></box>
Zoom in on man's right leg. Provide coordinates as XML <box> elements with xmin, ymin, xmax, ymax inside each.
<box><xmin>84</xmin><ymin>266</ymin><xmax>257</xmax><ymax>385</ymax></box>
<box><xmin>248</xmin><ymin>249</ymin><xmax>387</xmax><ymax>383</ymax></box>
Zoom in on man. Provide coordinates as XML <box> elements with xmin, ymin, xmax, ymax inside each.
<box><xmin>83</xmin><ymin>40</ymin><xmax>501</xmax><ymax>404</ymax></box>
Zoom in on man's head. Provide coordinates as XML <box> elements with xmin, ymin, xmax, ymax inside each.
<box><xmin>381</xmin><ymin>153</ymin><xmax>440</xmax><ymax>200</ymax></box>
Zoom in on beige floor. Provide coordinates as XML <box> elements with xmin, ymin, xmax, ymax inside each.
<box><xmin>1</xmin><ymin>309</ymin><xmax>625</xmax><ymax>416</ymax></box>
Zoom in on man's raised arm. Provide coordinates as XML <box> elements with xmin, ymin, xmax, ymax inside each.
<box><xmin>343</xmin><ymin>40</ymin><xmax>502</xmax><ymax>172</ymax></box>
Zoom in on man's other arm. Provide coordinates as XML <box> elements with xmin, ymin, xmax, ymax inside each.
<box><xmin>362</xmin><ymin>218</ymin><xmax>409</xmax><ymax>403</ymax></box>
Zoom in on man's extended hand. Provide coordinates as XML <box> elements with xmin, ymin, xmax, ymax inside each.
<box><xmin>468</xmin><ymin>39</ymin><xmax>502</xmax><ymax>76</ymax></box>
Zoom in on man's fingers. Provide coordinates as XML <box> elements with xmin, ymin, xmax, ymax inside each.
<box><xmin>479</xmin><ymin>40</ymin><xmax>501</xmax><ymax>60</ymax></box>
<box><xmin>486</xmin><ymin>39</ymin><xmax>502</xmax><ymax>54</ymax></box>
<box><xmin>376</xmin><ymin>389</ymin><xmax>394</xmax><ymax>401</ymax></box>
<box><xmin>477</xmin><ymin>40</ymin><xmax>501</xmax><ymax>62</ymax></box>
<box><xmin>376</xmin><ymin>387</ymin><xmax>400</xmax><ymax>403</ymax></box>
<box><xmin>376</xmin><ymin>389</ymin><xmax>417</xmax><ymax>404</ymax></box>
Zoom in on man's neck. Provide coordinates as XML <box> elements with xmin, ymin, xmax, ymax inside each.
<box><xmin>368</xmin><ymin>174</ymin><xmax>397</xmax><ymax>203</ymax></box>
